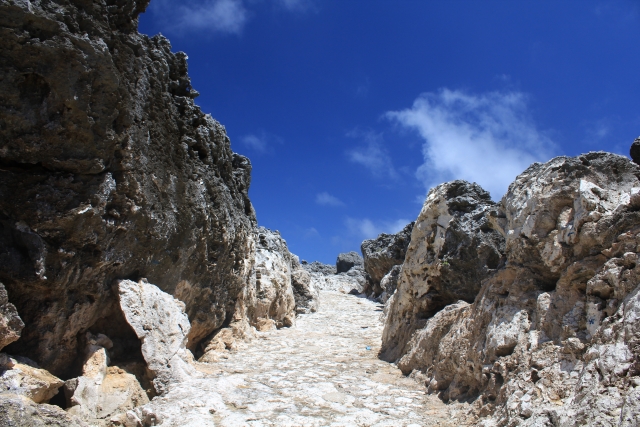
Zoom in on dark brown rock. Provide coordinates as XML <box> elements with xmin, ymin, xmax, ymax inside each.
<box><xmin>0</xmin><ymin>0</ymin><xmax>255</xmax><ymax>376</ymax></box>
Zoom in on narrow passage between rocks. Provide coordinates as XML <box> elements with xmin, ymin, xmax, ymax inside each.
<box><xmin>152</xmin><ymin>291</ymin><xmax>466</xmax><ymax>426</ymax></box>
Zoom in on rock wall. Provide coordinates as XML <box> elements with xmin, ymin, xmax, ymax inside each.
<box><xmin>0</xmin><ymin>0</ymin><xmax>256</xmax><ymax>376</ymax></box>
<box><xmin>361</xmin><ymin>222</ymin><xmax>414</xmax><ymax>297</ymax></box>
<box><xmin>302</xmin><ymin>256</ymin><xmax>367</xmax><ymax>294</ymax></box>
<box><xmin>382</xmin><ymin>152</ymin><xmax>640</xmax><ymax>425</ymax></box>
<box><xmin>381</xmin><ymin>180</ymin><xmax>505</xmax><ymax>362</ymax></box>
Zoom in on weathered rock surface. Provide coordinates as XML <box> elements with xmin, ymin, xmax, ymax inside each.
<box><xmin>301</xmin><ymin>260</ymin><xmax>336</xmax><ymax>275</ymax></box>
<box><xmin>379</xmin><ymin>264</ymin><xmax>402</xmax><ymax>304</ymax></box>
<box><xmin>0</xmin><ymin>393</ymin><xmax>87</xmax><ymax>427</ymax></box>
<box><xmin>302</xmin><ymin>259</ymin><xmax>366</xmax><ymax>294</ymax></box>
<box><xmin>383</xmin><ymin>153</ymin><xmax>640</xmax><ymax>426</ymax></box>
<box><xmin>245</xmin><ymin>228</ymin><xmax>296</xmax><ymax>329</ymax></box>
<box><xmin>0</xmin><ymin>0</ymin><xmax>256</xmax><ymax>376</ymax></box>
<box><xmin>118</xmin><ymin>279</ymin><xmax>195</xmax><ymax>395</ymax></box>
<box><xmin>0</xmin><ymin>283</ymin><xmax>24</xmax><ymax>351</ymax></box>
<box><xmin>381</xmin><ymin>180</ymin><xmax>505</xmax><ymax>362</ymax></box>
<box><xmin>336</xmin><ymin>251</ymin><xmax>364</xmax><ymax>273</ymax></box>
<box><xmin>63</xmin><ymin>331</ymin><xmax>148</xmax><ymax>425</ymax></box>
<box><xmin>361</xmin><ymin>222</ymin><xmax>414</xmax><ymax>296</ymax></box>
<box><xmin>0</xmin><ymin>354</ymin><xmax>64</xmax><ymax>404</ymax></box>
<box><xmin>291</xmin><ymin>268</ymin><xmax>319</xmax><ymax>314</ymax></box>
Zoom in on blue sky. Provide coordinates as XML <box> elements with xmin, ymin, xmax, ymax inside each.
<box><xmin>139</xmin><ymin>0</ymin><xmax>640</xmax><ymax>264</ymax></box>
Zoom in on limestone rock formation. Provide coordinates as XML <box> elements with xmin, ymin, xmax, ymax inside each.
<box><xmin>0</xmin><ymin>393</ymin><xmax>87</xmax><ymax>427</ymax></box>
<box><xmin>0</xmin><ymin>283</ymin><xmax>24</xmax><ymax>351</ymax></box>
<box><xmin>336</xmin><ymin>251</ymin><xmax>364</xmax><ymax>273</ymax></box>
<box><xmin>361</xmin><ymin>222</ymin><xmax>414</xmax><ymax>296</ymax></box>
<box><xmin>118</xmin><ymin>279</ymin><xmax>195</xmax><ymax>395</ymax></box>
<box><xmin>63</xmin><ymin>331</ymin><xmax>149</xmax><ymax>424</ymax></box>
<box><xmin>379</xmin><ymin>264</ymin><xmax>401</xmax><ymax>304</ymax></box>
<box><xmin>301</xmin><ymin>259</ymin><xmax>366</xmax><ymax>294</ymax></box>
<box><xmin>381</xmin><ymin>180</ymin><xmax>505</xmax><ymax>362</ymax></box>
<box><xmin>0</xmin><ymin>354</ymin><xmax>64</xmax><ymax>404</ymax></box>
<box><xmin>245</xmin><ymin>228</ymin><xmax>296</xmax><ymax>329</ymax></box>
<box><xmin>0</xmin><ymin>0</ymin><xmax>256</xmax><ymax>376</ymax></box>
<box><xmin>291</xmin><ymin>268</ymin><xmax>319</xmax><ymax>314</ymax></box>
<box><xmin>383</xmin><ymin>152</ymin><xmax>640</xmax><ymax>425</ymax></box>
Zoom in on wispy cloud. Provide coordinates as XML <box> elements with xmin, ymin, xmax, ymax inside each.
<box><xmin>239</xmin><ymin>131</ymin><xmax>282</xmax><ymax>154</ymax></box>
<box><xmin>345</xmin><ymin>217</ymin><xmax>410</xmax><ymax>241</ymax></box>
<box><xmin>316</xmin><ymin>192</ymin><xmax>345</xmax><ymax>207</ymax></box>
<box><xmin>148</xmin><ymin>0</ymin><xmax>317</xmax><ymax>35</ymax></box>
<box><xmin>276</xmin><ymin>0</ymin><xmax>317</xmax><ymax>13</ymax></box>
<box><xmin>386</xmin><ymin>89</ymin><xmax>555</xmax><ymax>200</ymax></box>
<box><xmin>346</xmin><ymin>130</ymin><xmax>398</xmax><ymax>180</ymax></box>
<box><xmin>149</xmin><ymin>0</ymin><xmax>248</xmax><ymax>35</ymax></box>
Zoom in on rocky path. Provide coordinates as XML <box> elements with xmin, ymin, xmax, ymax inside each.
<box><xmin>152</xmin><ymin>291</ymin><xmax>466</xmax><ymax>427</ymax></box>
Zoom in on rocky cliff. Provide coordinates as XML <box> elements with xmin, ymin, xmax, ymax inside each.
<box><xmin>382</xmin><ymin>152</ymin><xmax>640</xmax><ymax>425</ymax></box>
<box><xmin>0</xmin><ymin>0</ymin><xmax>257</xmax><ymax>378</ymax></box>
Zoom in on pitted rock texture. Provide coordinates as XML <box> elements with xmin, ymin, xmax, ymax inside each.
<box><xmin>0</xmin><ymin>283</ymin><xmax>24</xmax><ymax>351</ymax></box>
<box><xmin>118</xmin><ymin>279</ymin><xmax>195</xmax><ymax>395</ymax></box>
<box><xmin>120</xmin><ymin>291</ymin><xmax>467</xmax><ymax>427</ymax></box>
<box><xmin>0</xmin><ymin>354</ymin><xmax>64</xmax><ymax>404</ymax></box>
<box><xmin>0</xmin><ymin>0</ymin><xmax>255</xmax><ymax>376</ymax></box>
<box><xmin>361</xmin><ymin>222</ymin><xmax>414</xmax><ymax>296</ymax></box>
<box><xmin>336</xmin><ymin>251</ymin><xmax>364</xmax><ymax>273</ymax></box>
<box><xmin>301</xmin><ymin>261</ymin><xmax>336</xmax><ymax>276</ymax></box>
<box><xmin>245</xmin><ymin>228</ymin><xmax>296</xmax><ymax>329</ymax></box>
<box><xmin>383</xmin><ymin>153</ymin><xmax>640</xmax><ymax>426</ymax></box>
<box><xmin>291</xmin><ymin>268</ymin><xmax>319</xmax><ymax>314</ymax></box>
<box><xmin>302</xmin><ymin>260</ymin><xmax>366</xmax><ymax>294</ymax></box>
<box><xmin>381</xmin><ymin>180</ymin><xmax>505</xmax><ymax>362</ymax></box>
<box><xmin>0</xmin><ymin>393</ymin><xmax>87</xmax><ymax>427</ymax></box>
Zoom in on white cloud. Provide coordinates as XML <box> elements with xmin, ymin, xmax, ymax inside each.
<box><xmin>316</xmin><ymin>192</ymin><xmax>345</xmax><ymax>207</ymax></box>
<box><xmin>150</xmin><ymin>0</ymin><xmax>248</xmax><ymax>35</ymax></box>
<box><xmin>347</xmin><ymin>130</ymin><xmax>398</xmax><ymax>180</ymax></box>
<box><xmin>386</xmin><ymin>89</ymin><xmax>555</xmax><ymax>200</ymax></box>
<box><xmin>345</xmin><ymin>217</ymin><xmax>410</xmax><ymax>241</ymax></box>
<box><xmin>239</xmin><ymin>131</ymin><xmax>282</xmax><ymax>153</ymax></box>
<box><xmin>241</xmin><ymin>134</ymin><xmax>267</xmax><ymax>152</ymax></box>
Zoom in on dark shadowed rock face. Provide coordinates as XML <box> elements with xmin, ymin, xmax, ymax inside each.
<box><xmin>0</xmin><ymin>0</ymin><xmax>255</xmax><ymax>376</ymax></box>
<box><xmin>380</xmin><ymin>180</ymin><xmax>505</xmax><ymax>362</ymax></box>
<box><xmin>630</xmin><ymin>136</ymin><xmax>640</xmax><ymax>165</ymax></box>
<box><xmin>361</xmin><ymin>222</ymin><xmax>414</xmax><ymax>296</ymax></box>
<box><xmin>336</xmin><ymin>251</ymin><xmax>363</xmax><ymax>273</ymax></box>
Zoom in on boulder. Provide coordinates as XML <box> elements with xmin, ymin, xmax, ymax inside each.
<box><xmin>361</xmin><ymin>222</ymin><xmax>414</xmax><ymax>295</ymax></box>
<box><xmin>0</xmin><ymin>354</ymin><xmax>64</xmax><ymax>404</ymax></box>
<box><xmin>0</xmin><ymin>0</ymin><xmax>256</xmax><ymax>376</ymax></box>
<box><xmin>63</xmin><ymin>332</ymin><xmax>148</xmax><ymax>424</ymax></box>
<box><xmin>245</xmin><ymin>228</ymin><xmax>296</xmax><ymax>329</ymax></box>
<box><xmin>380</xmin><ymin>180</ymin><xmax>505</xmax><ymax>362</ymax></box>
<box><xmin>117</xmin><ymin>279</ymin><xmax>196</xmax><ymax>395</ymax></box>
<box><xmin>0</xmin><ymin>282</ymin><xmax>24</xmax><ymax>351</ymax></box>
<box><xmin>336</xmin><ymin>251</ymin><xmax>364</xmax><ymax>273</ymax></box>
<box><xmin>291</xmin><ymin>268</ymin><xmax>319</xmax><ymax>314</ymax></box>
<box><xmin>0</xmin><ymin>393</ymin><xmax>87</xmax><ymax>427</ymax></box>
